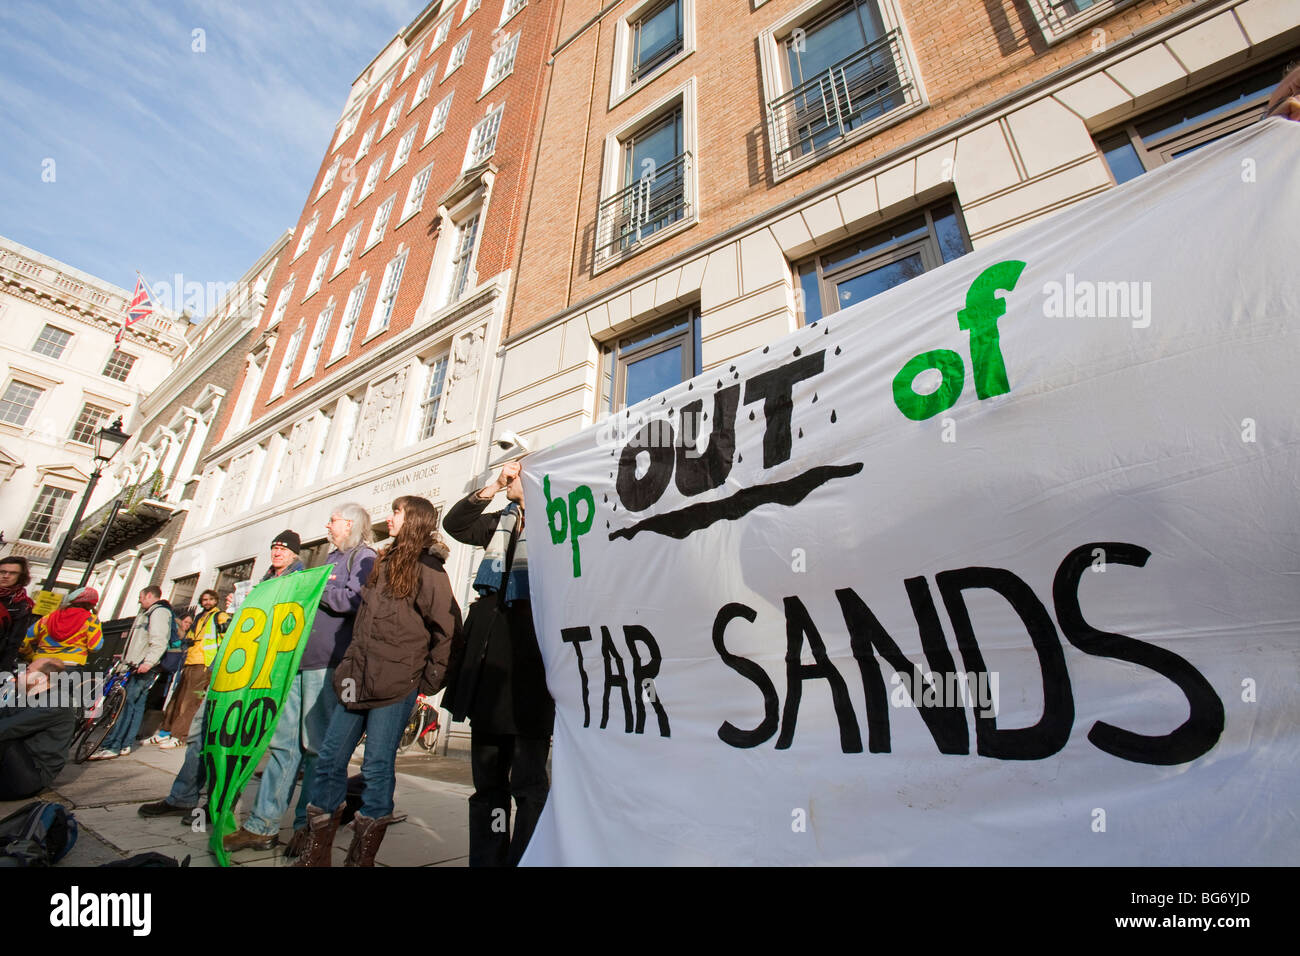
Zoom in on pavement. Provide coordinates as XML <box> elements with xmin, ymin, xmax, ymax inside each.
<box><xmin>1</xmin><ymin>738</ymin><xmax>475</xmax><ymax>867</ymax></box>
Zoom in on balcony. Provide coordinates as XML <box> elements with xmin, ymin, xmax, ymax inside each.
<box><xmin>64</xmin><ymin>469</ymin><xmax>179</xmax><ymax>562</ymax></box>
<box><xmin>595</xmin><ymin>150</ymin><xmax>692</xmax><ymax>267</ymax></box>
<box><xmin>766</xmin><ymin>31</ymin><xmax>914</xmax><ymax>178</ymax></box>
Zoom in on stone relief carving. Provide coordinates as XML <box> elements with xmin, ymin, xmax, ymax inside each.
<box><xmin>278</xmin><ymin>419</ymin><xmax>312</xmax><ymax>493</ymax></box>
<box><xmin>215</xmin><ymin>450</ymin><xmax>254</xmax><ymax>517</ymax></box>
<box><xmin>351</xmin><ymin>367</ymin><xmax>407</xmax><ymax>465</ymax></box>
<box><xmin>442</xmin><ymin>325</ymin><xmax>485</xmax><ymax>426</ymax></box>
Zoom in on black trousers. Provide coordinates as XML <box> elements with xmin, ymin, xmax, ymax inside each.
<box><xmin>468</xmin><ymin>731</ymin><xmax>549</xmax><ymax>867</ymax></box>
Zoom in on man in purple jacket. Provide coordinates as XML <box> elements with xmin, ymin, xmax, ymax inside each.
<box><xmin>223</xmin><ymin>503</ymin><xmax>377</xmax><ymax>854</ymax></box>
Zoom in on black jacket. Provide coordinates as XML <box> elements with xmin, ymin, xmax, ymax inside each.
<box><xmin>442</xmin><ymin>491</ymin><xmax>554</xmax><ymax>738</ymax></box>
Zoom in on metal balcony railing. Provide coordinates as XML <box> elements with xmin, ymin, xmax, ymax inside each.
<box><xmin>595</xmin><ymin>151</ymin><xmax>692</xmax><ymax>265</ymax></box>
<box><xmin>766</xmin><ymin>31</ymin><xmax>912</xmax><ymax>176</ymax></box>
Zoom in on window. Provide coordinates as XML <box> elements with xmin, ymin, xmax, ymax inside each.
<box><xmin>462</xmin><ymin>0</ymin><xmax>481</xmax><ymax>22</ymax></box>
<box><xmin>390</xmin><ymin>128</ymin><xmax>417</xmax><ymax>175</ymax></box>
<box><xmin>431</xmin><ymin>15</ymin><xmax>452</xmax><ymax>51</ymax></box>
<box><xmin>214</xmin><ymin>559</ymin><xmax>255</xmax><ymax>596</ymax></box>
<box><xmin>402</xmin><ymin>164</ymin><xmax>434</xmax><ymax>221</ymax></box>
<box><xmin>596</xmin><ymin>101</ymin><xmax>692</xmax><ymax>266</ymax></box>
<box><xmin>373</xmin><ymin>77</ymin><xmax>394</xmax><ymax>110</ymax></box>
<box><xmin>1</xmin><ymin>381</ymin><xmax>43</xmax><ymax>427</ymax></box>
<box><xmin>401</xmin><ymin>50</ymin><xmax>420</xmax><ymax>82</ymax></box>
<box><xmin>465</xmin><ymin>104</ymin><xmax>504</xmax><ymax>168</ymax></box>
<box><xmin>761</xmin><ymin>0</ymin><xmax>919</xmax><ymax>178</ymax></box>
<box><xmin>1027</xmin><ymin>0</ymin><xmax>1130</xmax><ymax>42</ymax></box>
<box><xmin>424</xmin><ymin>92</ymin><xmax>455</xmax><ymax>144</ymax></box>
<box><xmin>171</xmin><ymin>574</ymin><xmax>199</xmax><ymax>609</ymax></box>
<box><xmin>382</xmin><ymin>94</ymin><xmax>408</xmax><ymax>139</ymax></box>
<box><xmin>330</xmin><ymin>277</ymin><xmax>370</xmax><ymax>362</ymax></box>
<box><xmin>271</xmin><ymin>324</ymin><xmax>304</xmax><ymax>398</ymax></box>
<box><xmin>366</xmin><ymin>197</ymin><xmax>396</xmax><ymax>249</ymax></box>
<box><xmin>414</xmin><ymin>68</ymin><xmax>437</xmax><ymax>107</ymax></box>
<box><xmin>794</xmin><ymin>200</ymin><xmax>969</xmax><ymax>324</ymax></box>
<box><xmin>356</xmin><ymin>123</ymin><xmax>378</xmax><ymax>161</ymax></box>
<box><xmin>1096</xmin><ymin>54</ymin><xmax>1292</xmax><ymax>186</ymax></box>
<box><xmin>317</xmin><ymin>159</ymin><xmax>340</xmax><ymax>199</ymax></box>
<box><xmin>448</xmin><ymin>213</ymin><xmax>481</xmax><ymax>302</ymax></box>
<box><xmin>295</xmin><ymin>213</ymin><xmax>319</xmax><ymax>258</ymax></box>
<box><xmin>20</xmin><ymin>485</ymin><xmax>74</xmax><ymax>543</ymax></box>
<box><xmin>483</xmin><ymin>32</ymin><xmax>520</xmax><ymax>94</ymax></box>
<box><xmin>335</xmin><ymin>108</ymin><xmax>361</xmax><ymax>150</ymax></box>
<box><xmin>298</xmin><ymin>303</ymin><xmax>333</xmax><ymax>382</ymax></box>
<box><xmin>360</xmin><ymin>152</ymin><xmax>387</xmax><ymax>200</ymax></box>
<box><xmin>602</xmin><ymin>309</ymin><xmax>700</xmax><ymax>412</ymax></box>
<box><xmin>332</xmin><ymin>181</ymin><xmax>357</xmax><ymax>225</ymax></box>
<box><xmin>306</xmin><ymin>246</ymin><xmax>334</xmax><ymax>298</ymax></box>
<box><xmin>417</xmin><ymin>355</ymin><xmax>449</xmax><ymax>440</ymax></box>
<box><xmin>102</xmin><ymin>350</ymin><xmax>136</xmax><ymax>382</ymax></box>
<box><xmin>268</xmin><ymin>276</ymin><xmax>295</xmax><ymax>327</ymax></box>
<box><xmin>33</xmin><ymin>325</ymin><xmax>72</xmax><ymax>359</ymax></box>
<box><xmin>632</xmin><ymin>0</ymin><xmax>683</xmax><ymax>85</ymax></box>
<box><xmin>445</xmin><ymin>34</ymin><xmax>471</xmax><ymax>78</ymax></box>
<box><xmin>500</xmin><ymin>0</ymin><xmax>527</xmax><ymax>27</ymax></box>
<box><xmin>368</xmin><ymin>250</ymin><xmax>408</xmax><ymax>337</ymax></box>
<box><xmin>336</xmin><ymin>224</ymin><xmax>363</xmax><ymax>274</ymax></box>
<box><xmin>69</xmin><ymin>402</ymin><xmax>113</xmax><ymax>444</ymax></box>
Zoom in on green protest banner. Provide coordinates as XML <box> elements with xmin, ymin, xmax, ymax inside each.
<box><xmin>200</xmin><ymin>566</ymin><xmax>330</xmax><ymax>866</ymax></box>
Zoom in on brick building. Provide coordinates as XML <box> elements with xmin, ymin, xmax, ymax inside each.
<box><xmin>0</xmin><ymin>235</ymin><xmax>185</xmax><ymax>588</ymax></box>
<box><xmin>67</xmin><ymin>233</ymin><xmax>291</xmax><ymax>619</ymax></box>
<box><xmin>491</xmin><ymin>0</ymin><xmax>1298</xmax><ymax>448</ymax></box>
<box><xmin>170</xmin><ymin>0</ymin><xmax>563</xmax><ymax>603</ymax></box>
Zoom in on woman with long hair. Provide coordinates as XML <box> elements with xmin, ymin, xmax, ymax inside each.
<box><xmin>297</xmin><ymin>495</ymin><xmax>462</xmax><ymax>866</ymax></box>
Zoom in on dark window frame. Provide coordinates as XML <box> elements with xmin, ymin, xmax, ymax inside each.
<box><xmin>601</xmin><ymin>307</ymin><xmax>702</xmax><ymax>414</ymax></box>
<box><xmin>21</xmin><ymin>485</ymin><xmax>75</xmax><ymax>543</ymax></box>
<box><xmin>630</xmin><ymin>0</ymin><xmax>685</xmax><ymax>86</ymax></box>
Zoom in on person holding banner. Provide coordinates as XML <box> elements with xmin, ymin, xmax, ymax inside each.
<box><xmin>442</xmin><ymin>460</ymin><xmax>554</xmax><ymax>867</ymax></box>
<box><xmin>224</xmin><ymin>503</ymin><xmax>376</xmax><ymax>857</ymax></box>
<box><xmin>297</xmin><ymin>496</ymin><xmax>460</xmax><ymax>867</ymax></box>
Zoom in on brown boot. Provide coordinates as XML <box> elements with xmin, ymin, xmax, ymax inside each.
<box><xmin>294</xmin><ymin>802</ymin><xmax>345</xmax><ymax>868</ymax></box>
<box><xmin>283</xmin><ymin>826</ymin><xmax>310</xmax><ymax>859</ymax></box>
<box><xmin>343</xmin><ymin>813</ymin><xmax>393</xmax><ymax>867</ymax></box>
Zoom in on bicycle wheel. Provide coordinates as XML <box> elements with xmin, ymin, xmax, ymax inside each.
<box><xmin>398</xmin><ymin>704</ymin><xmax>423</xmax><ymax>753</ymax></box>
<box><xmin>75</xmin><ymin>685</ymin><xmax>126</xmax><ymax>763</ymax></box>
<box><xmin>415</xmin><ymin>713</ymin><xmax>440</xmax><ymax>752</ymax></box>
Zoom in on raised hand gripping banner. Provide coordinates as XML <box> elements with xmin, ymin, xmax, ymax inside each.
<box><xmin>520</xmin><ymin>120</ymin><xmax>1300</xmax><ymax>865</ymax></box>
<box><xmin>201</xmin><ymin>566</ymin><xmax>330</xmax><ymax>866</ymax></box>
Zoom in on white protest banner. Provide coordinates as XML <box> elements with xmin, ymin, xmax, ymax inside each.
<box><xmin>520</xmin><ymin>119</ymin><xmax>1300</xmax><ymax>865</ymax></box>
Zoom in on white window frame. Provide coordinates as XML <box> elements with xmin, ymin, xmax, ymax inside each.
<box><xmin>413</xmin><ymin>67</ymin><xmax>437</xmax><ymax>107</ymax></box>
<box><xmin>270</xmin><ymin>323</ymin><xmax>304</xmax><ymax>398</ymax></box>
<box><xmin>0</xmin><ymin>379</ymin><xmax>44</xmax><ymax>428</ymax></box>
<box><xmin>756</xmin><ymin>0</ymin><xmax>926</xmax><ymax>182</ymax></box>
<box><xmin>595</xmin><ymin>78</ymin><xmax>698</xmax><ymax>272</ymax></box>
<box><xmin>445</xmin><ymin>209</ymin><xmax>482</xmax><ymax>305</ymax></box>
<box><xmin>316</xmin><ymin>159</ymin><xmax>341</xmax><ymax>199</ymax></box>
<box><xmin>415</xmin><ymin>354</ymin><xmax>450</xmax><ymax>442</ymax></box>
<box><xmin>464</xmin><ymin>103</ymin><xmax>504</xmax><ymax>169</ymax></box>
<box><xmin>445</xmin><ymin>34</ymin><xmax>471</xmax><ymax>79</ymax></box>
<box><xmin>482</xmin><ymin>31</ymin><xmax>520</xmax><ymax>96</ymax></box>
<box><xmin>1026</xmin><ymin>0</ymin><xmax>1131</xmax><ymax>43</ymax></box>
<box><xmin>373</xmin><ymin>76</ymin><xmax>394</xmax><ymax>111</ymax></box>
<box><xmin>366</xmin><ymin>248</ymin><xmax>409</xmax><ymax>339</ymax></box>
<box><xmin>360</xmin><ymin>152</ymin><xmax>387</xmax><ymax>200</ymax></box>
<box><xmin>268</xmin><ymin>276</ymin><xmax>296</xmax><ymax>327</ymax></box>
<box><xmin>297</xmin><ymin>302</ymin><xmax>333</xmax><ymax>384</ymax></box>
<box><xmin>68</xmin><ymin>402</ymin><xmax>113</xmax><ymax>445</ymax></box>
<box><xmin>499</xmin><ymin>0</ymin><xmax>527</xmax><ymax>28</ymax></box>
<box><xmin>389</xmin><ymin>128</ymin><xmax>417</xmax><ymax>176</ymax></box>
<box><xmin>461</xmin><ymin>0</ymin><xmax>481</xmax><ymax>23</ymax></box>
<box><xmin>401</xmin><ymin>163</ymin><xmax>435</xmax><ymax>223</ymax></box>
<box><xmin>335</xmin><ymin>223</ymin><xmax>362</xmax><ymax>276</ymax></box>
<box><xmin>356</xmin><ymin>123</ymin><xmax>378</xmax><ymax>162</ymax></box>
<box><xmin>329</xmin><ymin>276</ymin><xmax>370</xmax><ymax>364</ymax></box>
<box><xmin>424</xmin><ymin>92</ymin><xmax>455</xmax><ymax>145</ymax></box>
<box><xmin>306</xmin><ymin>246</ymin><xmax>333</xmax><ymax>299</ymax></box>
<box><xmin>430</xmin><ymin>14</ymin><xmax>452</xmax><ymax>52</ymax></box>
<box><xmin>381</xmin><ymin>93</ymin><xmax>408</xmax><ymax>139</ymax></box>
<box><xmin>365</xmin><ymin>196</ymin><xmax>397</xmax><ymax>251</ymax></box>
<box><xmin>332</xmin><ymin>180</ymin><xmax>357</xmax><ymax>226</ymax></box>
<box><xmin>33</xmin><ymin>324</ymin><xmax>73</xmax><ymax>360</ymax></box>
<box><xmin>401</xmin><ymin>49</ymin><xmax>420</xmax><ymax>82</ymax></box>
<box><xmin>610</xmin><ymin>0</ymin><xmax>695</xmax><ymax>109</ymax></box>
<box><xmin>334</xmin><ymin>108</ymin><xmax>361</xmax><ymax>151</ymax></box>
<box><xmin>294</xmin><ymin>213</ymin><xmax>319</xmax><ymax>259</ymax></box>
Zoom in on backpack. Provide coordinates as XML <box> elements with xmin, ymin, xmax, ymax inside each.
<box><xmin>151</xmin><ymin>601</ymin><xmax>185</xmax><ymax>674</ymax></box>
<box><xmin>0</xmin><ymin>800</ymin><xmax>78</xmax><ymax>866</ymax></box>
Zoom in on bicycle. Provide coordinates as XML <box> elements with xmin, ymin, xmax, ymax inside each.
<box><xmin>70</xmin><ymin>660</ymin><xmax>133</xmax><ymax>764</ymax></box>
<box><xmin>398</xmin><ymin>693</ymin><xmax>441</xmax><ymax>754</ymax></box>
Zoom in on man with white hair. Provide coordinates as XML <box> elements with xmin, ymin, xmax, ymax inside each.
<box><xmin>223</xmin><ymin>502</ymin><xmax>377</xmax><ymax>855</ymax></box>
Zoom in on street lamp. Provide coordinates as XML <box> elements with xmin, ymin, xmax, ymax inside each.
<box><xmin>42</xmin><ymin>417</ymin><xmax>131</xmax><ymax>591</ymax></box>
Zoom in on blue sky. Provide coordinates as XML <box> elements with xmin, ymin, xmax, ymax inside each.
<box><xmin>0</xmin><ymin>0</ymin><xmax>416</xmax><ymax>315</ymax></box>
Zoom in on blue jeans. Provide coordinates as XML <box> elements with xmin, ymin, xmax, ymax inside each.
<box><xmin>243</xmin><ymin>668</ymin><xmax>338</xmax><ymax>835</ymax></box>
<box><xmin>167</xmin><ymin>702</ymin><xmax>207</xmax><ymax>807</ymax></box>
<box><xmin>102</xmin><ymin>670</ymin><xmax>158</xmax><ymax>752</ymax></box>
<box><xmin>310</xmin><ymin>688</ymin><xmax>416</xmax><ymax>819</ymax></box>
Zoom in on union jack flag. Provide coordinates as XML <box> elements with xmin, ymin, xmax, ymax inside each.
<box><xmin>115</xmin><ymin>276</ymin><xmax>154</xmax><ymax>343</ymax></box>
